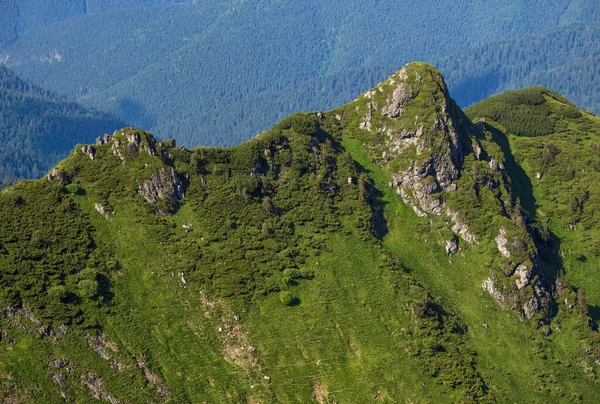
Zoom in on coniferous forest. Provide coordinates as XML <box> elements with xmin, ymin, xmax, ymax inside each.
<box><xmin>1</xmin><ymin>1</ymin><xmax>599</xmax><ymax>149</ymax></box>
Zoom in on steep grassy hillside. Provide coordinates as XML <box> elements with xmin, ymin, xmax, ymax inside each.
<box><xmin>1</xmin><ymin>64</ymin><xmax>599</xmax><ymax>402</ymax></box>
<box><xmin>467</xmin><ymin>86</ymin><xmax>600</xmax><ymax>325</ymax></box>
<box><xmin>0</xmin><ymin>64</ymin><xmax>125</xmax><ymax>186</ymax></box>
<box><xmin>2</xmin><ymin>1</ymin><xmax>599</xmax><ymax>147</ymax></box>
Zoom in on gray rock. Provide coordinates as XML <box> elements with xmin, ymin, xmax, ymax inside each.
<box><xmin>445</xmin><ymin>237</ymin><xmax>458</xmax><ymax>255</ymax></box>
<box><xmin>95</xmin><ymin>203</ymin><xmax>109</xmax><ymax>220</ymax></box>
<box><xmin>138</xmin><ymin>167</ymin><xmax>184</xmax><ymax>214</ymax></box>
<box><xmin>523</xmin><ymin>295</ymin><xmax>540</xmax><ymax>320</ymax></box>
<box><xmin>47</xmin><ymin>168</ymin><xmax>67</xmax><ymax>185</ymax></box>
<box><xmin>111</xmin><ymin>140</ymin><xmax>124</xmax><ymax>161</ymax></box>
<box><xmin>514</xmin><ymin>264</ymin><xmax>531</xmax><ymax>290</ymax></box>
<box><xmin>482</xmin><ymin>276</ymin><xmax>506</xmax><ymax>307</ymax></box>
<box><xmin>495</xmin><ymin>228</ymin><xmax>510</xmax><ymax>258</ymax></box>
<box><xmin>382</xmin><ymin>81</ymin><xmax>417</xmax><ymax>118</ymax></box>
<box><xmin>81</xmin><ymin>145</ymin><xmax>95</xmax><ymax>160</ymax></box>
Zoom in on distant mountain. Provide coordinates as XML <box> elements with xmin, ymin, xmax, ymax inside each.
<box><xmin>1</xmin><ymin>63</ymin><xmax>600</xmax><ymax>402</ymax></box>
<box><xmin>0</xmin><ymin>64</ymin><xmax>125</xmax><ymax>186</ymax></box>
<box><xmin>440</xmin><ymin>23</ymin><xmax>600</xmax><ymax>112</ymax></box>
<box><xmin>0</xmin><ymin>0</ymin><xmax>196</xmax><ymax>44</ymax></box>
<box><xmin>2</xmin><ymin>0</ymin><xmax>599</xmax><ymax>147</ymax></box>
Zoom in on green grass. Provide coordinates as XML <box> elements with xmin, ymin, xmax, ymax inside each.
<box><xmin>343</xmin><ymin>136</ymin><xmax>600</xmax><ymax>403</ymax></box>
<box><xmin>469</xmin><ymin>88</ymin><xmax>600</xmax><ymax>316</ymax></box>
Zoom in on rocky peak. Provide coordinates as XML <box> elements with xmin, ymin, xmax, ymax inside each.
<box><xmin>106</xmin><ymin>128</ymin><xmax>159</xmax><ymax>161</ymax></box>
<box><xmin>343</xmin><ymin>63</ymin><xmax>553</xmax><ymax>320</ymax></box>
<box><xmin>348</xmin><ymin>63</ymin><xmax>474</xmax><ymax>239</ymax></box>
<box><xmin>138</xmin><ymin>167</ymin><xmax>184</xmax><ymax>215</ymax></box>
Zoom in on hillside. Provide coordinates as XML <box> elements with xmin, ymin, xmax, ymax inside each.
<box><xmin>1</xmin><ymin>63</ymin><xmax>599</xmax><ymax>402</ymax></box>
<box><xmin>0</xmin><ymin>64</ymin><xmax>125</xmax><ymax>187</ymax></box>
<box><xmin>467</xmin><ymin>86</ymin><xmax>600</xmax><ymax>325</ymax></box>
<box><xmin>2</xmin><ymin>1</ymin><xmax>599</xmax><ymax>147</ymax></box>
<box><xmin>0</xmin><ymin>0</ymin><xmax>193</xmax><ymax>44</ymax></box>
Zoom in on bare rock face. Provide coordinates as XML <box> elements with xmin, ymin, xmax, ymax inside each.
<box><xmin>482</xmin><ymin>277</ymin><xmax>506</xmax><ymax>306</ymax></box>
<box><xmin>514</xmin><ymin>263</ymin><xmax>531</xmax><ymax>290</ymax></box>
<box><xmin>445</xmin><ymin>237</ymin><xmax>458</xmax><ymax>255</ymax></box>
<box><xmin>126</xmin><ymin>131</ymin><xmax>157</xmax><ymax>156</ymax></box>
<box><xmin>47</xmin><ymin>167</ymin><xmax>67</xmax><ymax>185</ymax></box>
<box><xmin>382</xmin><ymin>72</ymin><xmax>419</xmax><ymax>118</ymax></box>
<box><xmin>495</xmin><ymin>228</ymin><xmax>510</xmax><ymax>258</ymax></box>
<box><xmin>107</xmin><ymin>129</ymin><xmax>159</xmax><ymax>161</ymax></box>
<box><xmin>138</xmin><ymin>167</ymin><xmax>184</xmax><ymax>214</ymax></box>
<box><xmin>81</xmin><ymin>145</ymin><xmax>95</xmax><ymax>160</ymax></box>
<box><xmin>482</xmin><ymin>267</ymin><xmax>551</xmax><ymax>320</ymax></box>
<box><xmin>111</xmin><ymin>139</ymin><xmax>124</xmax><ymax>161</ymax></box>
<box><xmin>95</xmin><ymin>203</ymin><xmax>110</xmax><ymax>220</ymax></box>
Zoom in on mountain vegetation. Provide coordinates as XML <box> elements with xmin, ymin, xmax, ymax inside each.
<box><xmin>1</xmin><ymin>63</ymin><xmax>600</xmax><ymax>402</ymax></box>
<box><xmin>0</xmin><ymin>64</ymin><xmax>125</xmax><ymax>187</ymax></box>
<box><xmin>2</xmin><ymin>1</ymin><xmax>599</xmax><ymax>147</ymax></box>
<box><xmin>466</xmin><ymin>85</ymin><xmax>600</xmax><ymax>327</ymax></box>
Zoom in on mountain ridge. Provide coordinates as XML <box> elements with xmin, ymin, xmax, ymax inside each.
<box><xmin>3</xmin><ymin>1</ymin><xmax>600</xmax><ymax>147</ymax></box>
<box><xmin>1</xmin><ymin>63</ymin><xmax>600</xmax><ymax>402</ymax></box>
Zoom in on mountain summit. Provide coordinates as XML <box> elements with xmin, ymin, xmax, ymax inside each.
<box><xmin>337</xmin><ymin>63</ymin><xmax>552</xmax><ymax>319</ymax></box>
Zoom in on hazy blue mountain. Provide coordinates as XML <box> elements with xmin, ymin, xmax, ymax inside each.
<box><xmin>0</xmin><ymin>64</ymin><xmax>125</xmax><ymax>186</ymax></box>
<box><xmin>439</xmin><ymin>23</ymin><xmax>600</xmax><ymax>113</ymax></box>
<box><xmin>2</xmin><ymin>0</ymin><xmax>599</xmax><ymax>146</ymax></box>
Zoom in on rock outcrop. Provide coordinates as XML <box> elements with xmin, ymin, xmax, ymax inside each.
<box><xmin>138</xmin><ymin>167</ymin><xmax>184</xmax><ymax>214</ymax></box>
<box><xmin>352</xmin><ymin>63</ymin><xmax>477</xmax><ymax>244</ymax></box>
<box><xmin>47</xmin><ymin>167</ymin><xmax>67</xmax><ymax>185</ymax></box>
<box><xmin>81</xmin><ymin>145</ymin><xmax>95</xmax><ymax>160</ymax></box>
<box><xmin>347</xmin><ymin>62</ymin><xmax>553</xmax><ymax>320</ymax></box>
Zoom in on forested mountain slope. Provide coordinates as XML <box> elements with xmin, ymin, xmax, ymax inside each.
<box><xmin>0</xmin><ymin>0</ymin><xmax>195</xmax><ymax>44</ymax></box>
<box><xmin>2</xmin><ymin>0</ymin><xmax>599</xmax><ymax>147</ymax></box>
<box><xmin>0</xmin><ymin>64</ymin><xmax>125</xmax><ymax>186</ymax></box>
<box><xmin>1</xmin><ymin>63</ymin><xmax>599</xmax><ymax>403</ymax></box>
<box><xmin>440</xmin><ymin>23</ymin><xmax>600</xmax><ymax>112</ymax></box>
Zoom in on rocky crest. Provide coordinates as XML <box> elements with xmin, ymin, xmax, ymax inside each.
<box><xmin>71</xmin><ymin>128</ymin><xmax>185</xmax><ymax>215</ymax></box>
<box><xmin>348</xmin><ymin>63</ymin><xmax>552</xmax><ymax>319</ymax></box>
<box><xmin>353</xmin><ymin>63</ymin><xmax>476</xmax><ymax>242</ymax></box>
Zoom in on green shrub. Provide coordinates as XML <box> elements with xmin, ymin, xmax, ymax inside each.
<box><xmin>279</xmin><ymin>291</ymin><xmax>295</xmax><ymax>306</ymax></box>
<box><xmin>282</xmin><ymin>268</ymin><xmax>310</xmax><ymax>285</ymax></box>
<box><xmin>64</xmin><ymin>183</ymin><xmax>80</xmax><ymax>194</ymax></box>
<box><xmin>78</xmin><ymin>267</ymin><xmax>98</xmax><ymax>281</ymax></box>
<box><xmin>47</xmin><ymin>285</ymin><xmax>68</xmax><ymax>302</ymax></box>
<box><xmin>78</xmin><ymin>279</ymin><xmax>98</xmax><ymax>299</ymax></box>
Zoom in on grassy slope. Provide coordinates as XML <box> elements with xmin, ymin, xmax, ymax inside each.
<box><xmin>1</xmin><ymin>122</ymin><xmax>478</xmax><ymax>402</ymax></box>
<box><xmin>467</xmin><ymin>88</ymin><xmax>600</xmax><ymax>317</ymax></box>
<box><xmin>342</xmin><ymin>136</ymin><xmax>600</xmax><ymax>403</ymax></box>
<box><xmin>2</xmin><ymin>75</ymin><xmax>600</xmax><ymax>402</ymax></box>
